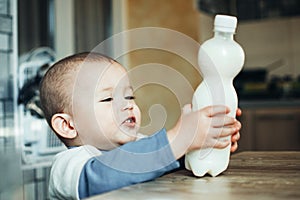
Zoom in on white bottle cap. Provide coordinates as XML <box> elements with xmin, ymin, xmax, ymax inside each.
<box><xmin>214</xmin><ymin>15</ymin><xmax>237</xmax><ymax>33</ymax></box>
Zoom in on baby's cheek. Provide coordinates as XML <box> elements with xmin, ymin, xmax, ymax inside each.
<box><xmin>134</xmin><ymin>105</ymin><xmax>142</xmax><ymax>125</ymax></box>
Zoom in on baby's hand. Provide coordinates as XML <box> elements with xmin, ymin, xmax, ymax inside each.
<box><xmin>186</xmin><ymin>105</ymin><xmax>241</xmax><ymax>152</ymax></box>
<box><xmin>167</xmin><ymin>105</ymin><xmax>241</xmax><ymax>159</ymax></box>
<box><xmin>230</xmin><ymin>108</ymin><xmax>242</xmax><ymax>152</ymax></box>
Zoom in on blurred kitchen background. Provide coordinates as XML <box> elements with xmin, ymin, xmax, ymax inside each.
<box><xmin>0</xmin><ymin>0</ymin><xmax>299</xmax><ymax>199</ymax></box>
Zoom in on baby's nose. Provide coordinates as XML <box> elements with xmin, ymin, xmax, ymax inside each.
<box><xmin>123</xmin><ymin>102</ymin><xmax>134</xmax><ymax>111</ymax></box>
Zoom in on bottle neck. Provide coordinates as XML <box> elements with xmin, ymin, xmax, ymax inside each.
<box><xmin>214</xmin><ymin>31</ymin><xmax>234</xmax><ymax>40</ymax></box>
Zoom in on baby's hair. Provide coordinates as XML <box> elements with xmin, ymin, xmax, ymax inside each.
<box><xmin>39</xmin><ymin>52</ymin><xmax>115</xmax><ymax>129</ymax></box>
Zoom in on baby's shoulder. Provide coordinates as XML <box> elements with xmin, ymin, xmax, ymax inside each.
<box><xmin>53</xmin><ymin>145</ymin><xmax>102</xmax><ymax>164</ymax></box>
<box><xmin>49</xmin><ymin>145</ymin><xmax>102</xmax><ymax>199</ymax></box>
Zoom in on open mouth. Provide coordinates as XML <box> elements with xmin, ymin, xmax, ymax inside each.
<box><xmin>122</xmin><ymin>116</ymin><xmax>136</xmax><ymax>127</ymax></box>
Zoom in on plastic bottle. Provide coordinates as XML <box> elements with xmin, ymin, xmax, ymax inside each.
<box><xmin>185</xmin><ymin>15</ymin><xmax>245</xmax><ymax>177</ymax></box>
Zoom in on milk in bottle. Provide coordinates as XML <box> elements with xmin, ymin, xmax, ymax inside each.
<box><xmin>185</xmin><ymin>14</ymin><xmax>245</xmax><ymax>177</ymax></box>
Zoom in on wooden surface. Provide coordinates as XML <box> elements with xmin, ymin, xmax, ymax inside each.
<box><xmin>88</xmin><ymin>151</ymin><xmax>300</xmax><ymax>200</ymax></box>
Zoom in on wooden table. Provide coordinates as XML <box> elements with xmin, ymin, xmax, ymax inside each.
<box><xmin>88</xmin><ymin>151</ymin><xmax>300</xmax><ymax>200</ymax></box>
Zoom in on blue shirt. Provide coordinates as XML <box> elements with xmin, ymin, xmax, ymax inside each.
<box><xmin>78</xmin><ymin>128</ymin><xmax>180</xmax><ymax>198</ymax></box>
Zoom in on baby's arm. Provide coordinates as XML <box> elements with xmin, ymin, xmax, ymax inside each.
<box><xmin>78</xmin><ymin>128</ymin><xmax>179</xmax><ymax>198</ymax></box>
<box><xmin>167</xmin><ymin>105</ymin><xmax>241</xmax><ymax>160</ymax></box>
<box><xmin>78</xmin><ymin>105</ymin><xmax>241</xmax><ymax>198</ymax></box>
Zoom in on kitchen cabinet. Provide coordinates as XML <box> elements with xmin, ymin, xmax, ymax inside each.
<box><xmin>237</xmin><ymin>102</ymin><xmax>300</xmax><ymax>151</ymax></box>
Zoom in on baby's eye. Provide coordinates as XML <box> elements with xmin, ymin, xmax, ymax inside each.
<box><xmin>100</xmin><ymin>97</ymin><xmax>113</xmax><ymax>102</ymax></box>
<box><xmin>125</xmin><ymin>96</ymin><xmax>135</xmax><ymax>100</ymax></box>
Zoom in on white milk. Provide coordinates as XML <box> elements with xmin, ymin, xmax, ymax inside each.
<box><xmin>185</xmin><ymin>15</ymin><xmax>245</xmax><ymax>177</ymax></box>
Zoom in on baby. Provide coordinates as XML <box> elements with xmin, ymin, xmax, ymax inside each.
<box><xmin>39</xmin><ymin>52</ymin><xmax>241</xmax><ymax>199</ymax></box>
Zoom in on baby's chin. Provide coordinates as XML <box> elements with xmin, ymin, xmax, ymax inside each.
<box><xmin>117</xmin><ymin>129</ymin><xmax>139</xmax><ymax>145</ymax></box>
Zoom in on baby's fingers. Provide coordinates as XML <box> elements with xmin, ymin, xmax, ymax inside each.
<box><xmin>213</xmin><ymin>139</ymin><xmax>231</xmax><ymax>149</ymax></box>
<box><xmin>211</xmin><ymin>116</ymin><xmax>236</xmax><ymax>127</ymax></box>
<box><xmin>231</xmin><ymin>131</ymin><xmax>240</xmax><ymax>143</ymax></box>
<box><xmin>202</xmin><ymin>105</ymin><xmax>230</xmax><ymax>117</ymax></box>
<box><xmin>211</xmin><ymin>126</ymin><xmax>238</xmax><ymax>138</ymax></box>
<box><xmin>231</xmin><ymin>141</ymin><xmax>238</xmax><ymax>152</ymax></box>
<box><xmin>236</xmin><ymin>108</ymin><xmax>242</xmax><ymax>117</ymax></box>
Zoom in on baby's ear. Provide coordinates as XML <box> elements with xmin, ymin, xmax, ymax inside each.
<box><xmin>51</xmin><ymin>113</ymin><xmax>77</xmax><ymax>139</ymax></box>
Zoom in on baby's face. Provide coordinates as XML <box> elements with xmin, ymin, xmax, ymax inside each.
<box><xmin>72</xmin><ymin>61</ymin><xmax>141</xmax><ymax>150</ymax></box>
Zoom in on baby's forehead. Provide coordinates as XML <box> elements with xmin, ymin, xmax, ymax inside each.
<box><xmin>95</xmin><ymin>63</ymin><xmax>131</xmax><ymax>90</ymax></box>
<box><xmin>71</xmin><ymin>59</ymin><xmax>129</xmax><ymax>89</ymax></box>
<box><xmin>73</xmin><ymin>60</ymin><xmax>115</xmax><ymax>79</ymax></box>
